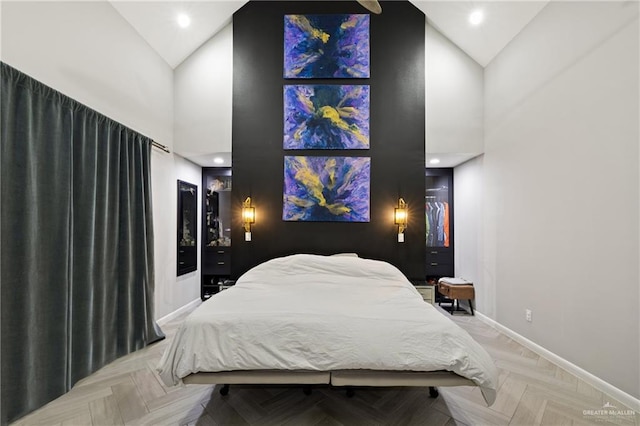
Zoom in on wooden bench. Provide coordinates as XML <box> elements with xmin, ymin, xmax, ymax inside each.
<box><xmin>437</xmin><ymin>280</ymin><xmax>475</xmax><ymax>315</ymax></box>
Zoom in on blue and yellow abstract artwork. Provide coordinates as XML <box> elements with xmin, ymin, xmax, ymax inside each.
<box><xmin>284</xmin><ymin>14</ymin><xmax>370</xmax><ymax>79</ymax></box>
<box><xmin>283</xmin><ymin>156</ymin><xmax>370</xmax><ymax>222</ymax></box>
<box><xmin>284</xmin><ymin>85</ymin><xmax>370</xmax><ymax>150</ymax></box>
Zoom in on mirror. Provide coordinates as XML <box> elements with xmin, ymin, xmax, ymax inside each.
<box><xmin>177</xmin><ymin>180</ymin><xmax>197</xmax><ymax>276</ymax></box>
<box><xmin>205</xmin><ymin>170</ymin><xmax>232</xmax><ymax>247</ymax></box>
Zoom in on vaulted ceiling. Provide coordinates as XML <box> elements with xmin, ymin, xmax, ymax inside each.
<box><xmin>109</xmin><ymin>0</ymin><xmax>549</xmax><ymax>167</ymax></box>
<box><xmin>109</xmin><ymin>1</ymin><xmax>549</xmax><ymax>69</ymax></box>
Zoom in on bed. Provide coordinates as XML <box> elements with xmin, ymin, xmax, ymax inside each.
<box><xmin>157</xmin><ymin>254</ymin><xmax>498</xmax><ymax>405</ymax></box>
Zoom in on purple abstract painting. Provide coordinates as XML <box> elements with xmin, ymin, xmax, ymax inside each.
<box><xmin>283</xmin><ymin>156</ymin><xmax>370</xmax><ymax>222</ymax></box>
<box><xmin>284</xmin><ymin>85</ymin><xmax>370</xmax><ymax>150</ymax></box>
<box><xmin>284</xmin><ymin>14</ymin><xmax>370</xmax><ymax>79</ymax></box>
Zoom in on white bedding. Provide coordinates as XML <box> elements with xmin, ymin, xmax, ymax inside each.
<box><xmin>157</xmin><ymin>254</ymin><xmax>498</xmax><ymax>404</ymax></box>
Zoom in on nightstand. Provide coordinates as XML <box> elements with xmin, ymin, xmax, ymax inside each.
<box><xmin>414</xmin><ymin>285</ymin><xmax>435</xmax><ymax>304</ymax></box>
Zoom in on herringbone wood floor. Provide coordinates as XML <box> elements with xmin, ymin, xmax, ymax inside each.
<box><xmin>12</xmin><ymin>304</ymin><xmax>639</xmax><ymax>426</ymax></box>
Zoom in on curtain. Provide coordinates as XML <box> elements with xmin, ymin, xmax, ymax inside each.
<box><xmin>0</xmin><ymin>62</ymin><xmax>164</xmax><ymax>425</ymax></box>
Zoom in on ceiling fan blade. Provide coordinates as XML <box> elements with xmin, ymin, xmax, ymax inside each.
<box><xmin>356</xmin><ymin>0</ymin><xmax>382</xmax><ymax>14</ymax></box>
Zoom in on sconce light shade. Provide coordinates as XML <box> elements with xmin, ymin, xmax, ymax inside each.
<box><xmin>394</xmin><ymin>198</ymin><xmax>407</xmax><ymax>242</ymax></box>
<box><xmin>242</xmin><ymin>197</ymin><xmax>255</xmax><ymax>240</ymax></box>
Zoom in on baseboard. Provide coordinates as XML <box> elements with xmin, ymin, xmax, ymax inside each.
<box><xmin>475</xmin><ymin>311</ymin><xmax>640</xmax><ymax>413</ymax></box>
<box><xmin>156</xmin><ymin>298</ymin><xmax>201</xmax><ymax>326</ymax></box>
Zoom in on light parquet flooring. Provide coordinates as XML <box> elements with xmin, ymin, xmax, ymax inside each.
<box><xmin>12</xmin><ymin>305</ymin><xmax>639</xmax><ymax>426</ymax></box>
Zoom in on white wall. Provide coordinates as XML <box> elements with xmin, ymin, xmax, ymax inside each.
<box><xmin>426</xmin><ymin>22</ymin><xmax>483</xmax><ymax>159</ymax></box>
<box><xmin>0</xmin><ymin>2</ymin><xmax>172</xmax><ymax>143</ymax></box>
<box><xmin>484</xmin><ymin>1</ymin><xmax>639</xmax><ymax>398</ymax></box>
<box><xmin>174</xmin><ymin>22</ymin><xmax>233</xmax><ymax>162</ymax></box>
<box><xmin>155</xmin><ymin>155</ymin><xmax>202</xmax><ymax>317</ymax></box>
<box><xmin>454</xmin><ymin>156</ymin><xmax>488</xmax><ymax>313</ymax></box>
<box><xmin>426</xmin><ymin>22</ymin><xmax>485</xmax><ymax>315</ymax></box>
<box><xmin>0</xmin><ymin>1</ymin><xmax>194</xmax><ymax>320</ymax></box>
<box><xmin>168</xmin><ymin>21</ymin><xmax>234</xmax><ymax>315</ymax></box>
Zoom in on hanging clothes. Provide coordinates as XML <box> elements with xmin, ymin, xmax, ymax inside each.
<box><xmin>425</xmin><ymin>202</ymin><xmax>431</xmax><ymax>245</ymax></box>
<box><xmin>443</xmin><ymin>201</ymin><xmax>450</xmax><ymax>247</ymax></box>
<box><xmin>436</xmin><ymin>202</ymin><xmax>445</xmax><ymax>245</ymax></box>
<box><xmin>425</xmin><ymin>199</ymin><xmax>450</xmax><ymax>247</ymax></box>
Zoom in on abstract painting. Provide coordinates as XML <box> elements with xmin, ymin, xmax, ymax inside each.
<box><xmin>284</xmin><ymin>14</ymin><xmax>370</xmax><ymax>79</ymax></box>
<box><xmin>283</xmin><ymin>156</ymin><xmax>370</xmax><ymax>222</ymax></box>
<box><xmin>284</xmin><ymin>85</ymin><xmax>370</xmax><ymax>150</ymax></box>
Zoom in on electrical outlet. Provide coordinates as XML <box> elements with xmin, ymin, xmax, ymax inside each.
<box><xmin>525</xmin><ymin>309</ymin><xmax>532</xmax><ymax>322</ymax></box>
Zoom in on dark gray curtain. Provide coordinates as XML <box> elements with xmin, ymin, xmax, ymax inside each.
<box><xmin>0</xmin><ymin>62</ymin><xmax>164</xmax><ymax>425</ymax></box>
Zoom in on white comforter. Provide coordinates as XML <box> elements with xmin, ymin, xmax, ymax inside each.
<box><xmin>157</xmin><ymin>254</ymin><xmax>498</xmax><ymax>404</ymax></box>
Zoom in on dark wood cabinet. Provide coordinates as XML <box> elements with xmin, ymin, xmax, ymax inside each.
<box><xmin>425</xmin><ymin>168</ymin><xmax>454</xmax><ymax>300</ymax></box>
<box><xmin>426</xmin><ymin>247</ymin><xmax>453</xmax><ymax>276</ymax></box>
<box><xmin>203</xmin><ymin>246</ymin><xmax>231</xmax><ymax>275</ymax></box>
<box><xmin>201</xmin><ymin>168</ymin><xmax>232</xmax><ymax>300</ymax></box>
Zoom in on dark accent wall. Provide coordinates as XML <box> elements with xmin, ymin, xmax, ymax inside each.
<box><xmin>232</xmin><ymin>0</ymin><xmax>425</xmax><ymax>280</ymax></box>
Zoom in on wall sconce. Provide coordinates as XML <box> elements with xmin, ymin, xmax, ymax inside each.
<box><xmin>394</xmin><ymin>198</ymin><xmax>407</xmax><ymax>243</ymax></box>
<box><xmin>242</xmin><ymin>197</ymin><xmax>255</xmax><ymax>241</ymax></box>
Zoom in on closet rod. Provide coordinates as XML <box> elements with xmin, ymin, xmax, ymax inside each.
<box><xmin>151</xmin><ymin>140</ymin><xmax>171</xmax><ymax>154</ymax></box>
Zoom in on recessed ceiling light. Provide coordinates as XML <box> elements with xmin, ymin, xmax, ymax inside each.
<box><xmin>213</xmin><ymin>157</ymin><xmax>224</xmax><ymax>164</ymax></box>
<box><xmin>469</xmin><ymin>10</ymin><xmax>484</xmax><ymax>26</ymax></box>
<box><xmin>177</xmin><ymin>13</ymin><xmax>191</xmax><ymax>29</ymax></box>
<box><xmin>429</xmin><ymin>158</ymin><xmax>441</xmax><ymax>165</ymax></box>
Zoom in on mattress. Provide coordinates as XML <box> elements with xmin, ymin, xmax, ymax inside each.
<box><xmin>157</xmin><ymin>254</ymin><xmax>498</xmax><ymax>404</ymax></box>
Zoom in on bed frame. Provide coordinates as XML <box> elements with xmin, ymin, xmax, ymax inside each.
<box><xmin>182</xmin><ymin>369</ymin><xmax>476</xmax><ymax>398</ymax></box>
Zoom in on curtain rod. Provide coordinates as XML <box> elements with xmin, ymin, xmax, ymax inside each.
<box><xmin>151</xmin><ymin>140</ymin><xmax>170</xmax><ymax>154</ymax></box>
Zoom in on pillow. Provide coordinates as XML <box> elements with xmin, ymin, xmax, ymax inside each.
<box><xmin>330</xmin><ymin>253</ymin><xmax>359</xmax><ymax>258</ymax></box>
